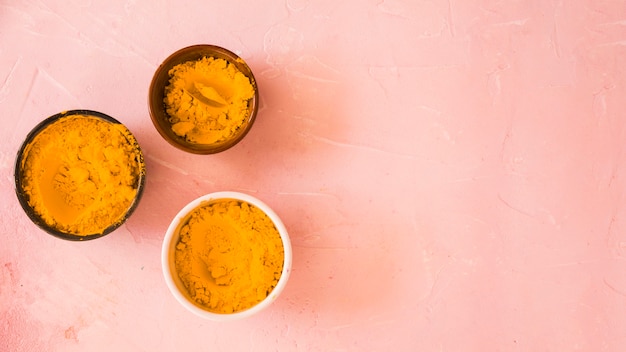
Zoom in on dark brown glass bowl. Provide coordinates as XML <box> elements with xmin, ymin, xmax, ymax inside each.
<box><xmin>148</xmin><ymin>45</ymin><xmax>259</xmax><ymax>154</ymax></box>
<box><xmin>14</xmin><ymin>110</ymin><xmax>146</xmax><ymax>241</ymax></box>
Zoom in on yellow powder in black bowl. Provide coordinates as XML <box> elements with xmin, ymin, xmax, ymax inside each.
<box><xmin>16</xmin><ymin>111</ymin><xmax>145</xmax><ymax>238</ymax></box>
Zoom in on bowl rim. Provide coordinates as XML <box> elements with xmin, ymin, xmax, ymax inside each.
<box><xmin>148</xmin><ymin>44</ymin><xmax>259</xmax><ymax>154</ymax></box>
<box><xmin>161</xmin><ymin>191</ymin><xmax>292</xmax><ymax>321</ymax></box>
<box><xmin>13</xmin><ymin>109</ymin><xmax>146</xmax><ymax>241</ymax></box>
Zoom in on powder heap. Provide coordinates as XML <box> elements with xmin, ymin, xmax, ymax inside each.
<box><xmin>20</xmin><ymin>115</ymin><xmax>143</xmax><ymax>236</ymax></box>
<box><xmin>163</xmin><ymin>56</ymin><xmax>255</xmax><ymax>145</ymax></box>
<box><xmin>174</xmin><ymin>199</ymin><xmax>284</xmax><ymax>314</ymax></box>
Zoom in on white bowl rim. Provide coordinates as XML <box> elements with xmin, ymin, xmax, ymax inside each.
<box><xmin>161</xmin><ymin>191</ymin><xmax>292</xmax><ymax>321</ymax></box>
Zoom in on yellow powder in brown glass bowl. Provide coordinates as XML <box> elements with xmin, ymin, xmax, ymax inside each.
<box><xmin>149</xmin><ymin>45</ymin><xmax>259</xmax><ymax>154</ymax></box>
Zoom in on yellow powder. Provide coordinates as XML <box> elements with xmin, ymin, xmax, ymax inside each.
<box><xmin>20</xmin><ymin>115</ymin><xmax>143</xmax><ymax>236</ymax></box>
<box><xmin>163</xmin><ymin>57</ymin><xmax>255</xmax><ymax>145</ymax></box>
<box><xmin>174</xmin><ymin>199</ymin><xmax>284</xmax><ymax>314</ymax></box>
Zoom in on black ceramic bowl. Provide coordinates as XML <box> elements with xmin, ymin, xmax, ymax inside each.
<box><xmin>14</xmin><ymin>110</ymin><xmax>146</xmax><ymax>241</ymax></box>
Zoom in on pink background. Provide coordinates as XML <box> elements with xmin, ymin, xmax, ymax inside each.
<box><xmin>2</xmin><ymin>0</ymin><xmax>626</xmax><ymax>351</ymax></box>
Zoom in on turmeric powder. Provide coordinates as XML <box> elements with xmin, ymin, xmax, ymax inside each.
<box><xmin>174</xmin><ymin>199</ymin><xmax>284</xmax><ymax>314</ymax></box>
<box><xmin>19</xmin><ymin>114</ymin><xmax>144</xmax><ymax>236</ymax></box>
<box><xmin>163</xmin><ymin>57</ymin><xmax>255</xmax><ymax>145</ymax></box>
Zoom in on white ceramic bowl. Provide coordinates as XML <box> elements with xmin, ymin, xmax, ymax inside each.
<box><xmin>161</xmin><ymin>191</ymin><xmax>292</xmax><ymax>321</ymax></box>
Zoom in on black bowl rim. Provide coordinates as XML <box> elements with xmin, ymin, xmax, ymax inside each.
<box><xmin>148</xmin><ymin>44</ymin><xmax>260</xmax><ymax>154</ymax></box>
<box><xmin>14</xmin><ymin>109</ymin><xmax>147</xmax><ymax>241</ymax></box>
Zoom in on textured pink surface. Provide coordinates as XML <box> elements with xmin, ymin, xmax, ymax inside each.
<box><xmin>2</xmin><ymin>0</ymin><xmax>626</xmax><ymax>351</ymax></box>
